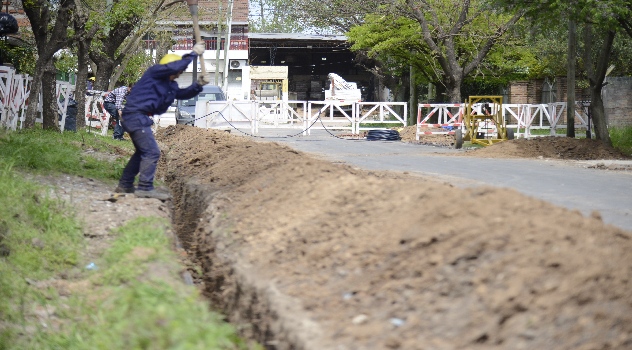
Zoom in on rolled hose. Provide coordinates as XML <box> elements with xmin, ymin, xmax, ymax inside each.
<box><xmin>366</xmin><ymin>129</ymin><xmax>401</xmax><ymax>141</ymax></box>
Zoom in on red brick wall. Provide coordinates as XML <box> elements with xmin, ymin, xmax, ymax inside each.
<box><xmin>509</xmin><ymin>77</ymin><xmax>631</xmax><ymax>127</ymax></box>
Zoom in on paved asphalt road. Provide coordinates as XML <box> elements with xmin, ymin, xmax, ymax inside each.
<box><xmin>247</xmin><ymin>128</ymin><xmax>632</xmax><ymax>233</ymax></box>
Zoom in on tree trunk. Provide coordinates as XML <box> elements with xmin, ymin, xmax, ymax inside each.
<box><xmin>446</xmin><ymin>79</ymin><xmax>462</xmax><ymax>104</ymax></box>
<box><xmin>590</xmin><ymin>86</ymin><xmax>610</xmax><ymax>143</ymax></box>
<box><xmin>21</xmin><ymin>0</ymin><xmax>74</xmax><ymax>129</ymax></box>
<box><xmin>23</xmin><ymin>61</ymin><xmax>45</xmax><ymax>128</ymax></box>
<box><xmin>75</xmin><ymin>40</ymin><xmax>90</xmax><ymax>130</ymax></box>
<box><xmin>566</xmin><ymin>18</ymin><xmax>576</xmax><ymax>138</ymax></box>
<box><xmin>582</xmin><ymin>25</ymin><xmax>614</xmax><ymax>146</ymax></box>
<box><xmin>409</xmin><ymin>64</ymin><xmax>417</xmax><ymax>126</ymax></box>
<box><xmin>41</xmin><ymin>60</ymin><xmax>59</xmax><ymax>131</ymax></box>
<box><xmin>94</xmin><ymin>59</ymin><xmax>116</xmax><ymax>91</ymax></box>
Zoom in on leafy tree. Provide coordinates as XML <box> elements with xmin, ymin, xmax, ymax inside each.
<box><xmin>21</xmin><ymin>0</ymin><xmax>75</xmax><ymax>130</ymax></box>
<box><xmin>73</xmin><ymin>3</ymin><xmax>99</xmax><ymax>130</ymax></box>
<box><xmin>496</xmin><ymin>0</ymin><xmax>632</xmax><ymax>145</ymax></box>
<box><xmin>85</xmin><ymin>0</ymin><xmax>181</xmax><ymax>91</ymax></box>
<box><xmin>250</xmin><ymin>0</ymin><xmax>304</xmax><ymax>32</ymax></box>
<box><xmin>346</xmin><ymin>1</ymin><xmax>524</xmax><ymax>103</ymax></box>
<box><xmin>288</xmin><ymin>0</ymin><xmax>384</xmax><ymax>34</ymax></box>
<box><xmin>0</xmin><ymin>40</ymin><xmax>36</xmax><ymax>74</ymax></box>
<box><xmin>397</xmin><ymin>0</ymin><xmax>525</xmax><ymax>103</ymax></box>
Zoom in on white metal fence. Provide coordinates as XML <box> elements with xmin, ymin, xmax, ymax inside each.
<box><xmin>0</xmin><ymin>66</ymin><xmax>115</xmax><ymax>133</ymax></box>
<box><xmin>195</xmin><ymin>100</ymin><xmax>408</xmax><ymax>135</ymax></box>
<box><xmin>416</xmin><ymin>102</ymin><xmax>591</xmax><ymax>140</ymax></box>
<box><xmin>0</xmin><ymin>65</ymin><xmax>593</xmax><ymax>139</ymax></box>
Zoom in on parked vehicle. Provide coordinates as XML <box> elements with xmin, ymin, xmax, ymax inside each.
<box><xmin>176</xmin><ymin>85</ymin><xmax>226</xmax><ymax>125</ymax></box>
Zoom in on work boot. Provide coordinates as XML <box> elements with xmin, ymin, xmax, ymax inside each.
<box><xmin>135</xmin><ymin>189</ymin><xmax>171</xmax><ymax>200</ymax></box>
<box><xmin>114</xmin><ymin>186</ymin><xmax>135</xmax><ymax>193</ymax></box>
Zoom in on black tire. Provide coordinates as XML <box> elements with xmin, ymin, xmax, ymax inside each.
<box><xmin>455</xmin><ymin>129</ymin><xmax>463</xmax><ymax>149</ymax></box>
<box><xmin>506</xmin><ymin>128</ymin><xmax>515</xmax><ymax>140</ymax></box>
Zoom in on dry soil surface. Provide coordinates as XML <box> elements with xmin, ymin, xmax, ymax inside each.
<box><xmin>33</xmin><ymin>126</ymin><xmax>632</xmax><ymax>350</ymax></box>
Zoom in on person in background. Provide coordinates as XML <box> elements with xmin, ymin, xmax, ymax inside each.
<box><xmin>87</xmin><ymin>76</ymin><xmax>95</xmax><ymax>90</ymax></box>
<box><xmin>114</xmin><ymin>42</ymin><xmax>209</xmax><ymax>200</ymax></box>
<box><xmin>103</xmin><ymin>84</ymin><xmax>132</xmax><ymax>140</ymax></box>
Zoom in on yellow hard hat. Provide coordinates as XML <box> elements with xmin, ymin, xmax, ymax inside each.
<box><xmin>88</xmin><ymin>77</ymin><xmax>95</xmax><ymax>81</ymax></box>
<box><xmin>159</xmin><ymin>53</ymin><xmax>182</xmax><ymax>65</ymax></box>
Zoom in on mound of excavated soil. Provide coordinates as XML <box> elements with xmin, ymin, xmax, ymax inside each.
<box><xmin>465</xmin><ymin>136</ymin><xmax>631</xmax><ymax>160</ymax></box>
<box><xmin>157</xmin><ymin>125</ymin><xmax>632</xmax><ymax>350</ymax></box>
<box><xmin>398</xmin><ymin>125</ymin><xmax>456</xmax><ymax>148</ymax></box>
<box><xmin>398</xmin><ymin>125</ymin><xmax>630</xmax><ymax>160</ymax></box>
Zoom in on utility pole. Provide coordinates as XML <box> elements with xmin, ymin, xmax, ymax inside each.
<box><xmin>214</xmin><ymin>1</ymin><xmax>222</xmax><ymax>85</ymax></box>
<box><xmin>192</xmin><ymin>34</ymin><xmax>198</xmax><ymax>84</ymax></box>
<box><xmin>222</xmin><ymin>0</ymin><xmax>234</xmax><ymax>91</ymax></box>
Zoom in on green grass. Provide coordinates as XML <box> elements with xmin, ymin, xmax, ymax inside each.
<box><xmin>0</xmin><ymin>161</ymin><xmax>84</xmax><ymax>348</ymax></box>
<box><xmin>28</xmin><ymin>218</ymin><xmax>252</xmax><ymax>350</ymax></box>
<box><xmin>0</xmin><ymin>129</ymin><xmax>258</xmax><ymax>350</ymax></box>
<box><xmin>610</xmin><ymin>126</ymin><xmax>632</xmax><ymax>156</ymax></box>
<box><xmin>0</xmin><ymin>129</ymin><xmax>133</xmax><ymax>181</ymax></box>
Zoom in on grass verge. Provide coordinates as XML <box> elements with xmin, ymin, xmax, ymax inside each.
<box><xmin>0</xmin><ymin>129</ymin><xmax>258</xmax><ymax>349</ymax></box>
<box><xmin>610</xmin><ymin>126</ymin><xmax>632</xmax><ymax>156</ymax></box>
<box><xmin>0</xmin><ymin>128</ymin><xmax>133</xmax><ymax>181</ymax></box>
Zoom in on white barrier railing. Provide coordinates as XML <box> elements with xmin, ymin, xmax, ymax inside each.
<box><xmin>417</xmin><ymin>102</ymin><xmax>591</xmax><ymax>140</ymax></box>
<box><xmin>195</xmin><ymin>100</ymin><xmax>257</xmax><ymax>134</ymax></box>
<box><xmin>0</xmin><ymin>66</ymin><xmax>31</xmax><ymax>130</ymax></box>
<box><xmin>356</xmin><ymin>102</ymin><xmax>407</xmax><ymax>133</ymax></box>
<box><xmin>255</xmin><ymin>100</ymin><xmax>308</xmax><ymax>133</ymax></box>
<box><xmin>306</xmin><ymin>101</ymin><xmax>356</xmax><ymax>134</ymax></box>
<box><xmin>196</xmin><ymin>100</ymin><xmax>408</xmax><ymax>136</ymax></box>
<box><xmin>56</xmin><ymin>81</ymin><xmax>75</xmax><ymax>132</ymax></box>
<box><xmin>85</xmin><ymin>92</ymin><xmax>110</xmax><ymax>135</ymax></box>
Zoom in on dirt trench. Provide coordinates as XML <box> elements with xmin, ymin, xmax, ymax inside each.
<box><xmin>157</xmin><ymin>125</ymin><xmax>632</xmax><ymax>350</ymax></box>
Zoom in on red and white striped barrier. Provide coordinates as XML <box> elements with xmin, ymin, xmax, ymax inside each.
<box><xmin>416</xmin><ymin>104</ymin><xmax>464</xmax><ymax>139</ymax></box>
<box><xmin>0</xmin><ymin>66</ymin><xmax>31</xmax><ymax>130</ymax></box>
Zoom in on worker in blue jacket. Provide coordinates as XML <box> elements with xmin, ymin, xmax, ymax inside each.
<box><xmin>115</xmin><ymin>42</ymin><xmax>209</xmax><ymax>200</ymax></box>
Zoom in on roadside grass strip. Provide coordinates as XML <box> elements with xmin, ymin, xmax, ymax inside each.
<box><xmin>40</xmin><ymin>217</ymin><xmax>251</xmax><ymax>350</ymax></box>
<box><xmin>0</xmin><ymin>170</ymin><xmax>252</xmax><ymax>349</ymax></box>
<box><xmin>610</xmin><ymin>126</ymin><xmax>632</xmax><ymax>156</ymax></box>
<box><xmin>0</xmin><ymin>161</ymin><xmax>84</xmax><ymax>348</ymax></box>
<box><xmin>0</xmin><ymin>129</ymin><xmax>132</xmax><ymax>181</ymax></box>
<box><xmin>0</xmin><ymin>130</ymin><xmax>256</xmax><ymax>349</ymax></box>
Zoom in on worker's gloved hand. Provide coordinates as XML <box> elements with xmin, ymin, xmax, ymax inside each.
<box><xmin>193</xmin><ymin>42</ymin><xmax>205</xmax><ymax>55</ymax></box>
<box><xmin>197</xmin><ymin>74</ymin><xmax>210</xmax><ymax>86</ymax></box>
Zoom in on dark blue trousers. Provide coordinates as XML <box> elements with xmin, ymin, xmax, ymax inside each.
<box><xmin>118</xmin><ymin>126</ymin><xmax>160</xmax><ymax>191</ymax></box>
<box><xmin>103</xmin><ymin>102</ymin><xmax>124</xmax><ymax>140</ymax></box>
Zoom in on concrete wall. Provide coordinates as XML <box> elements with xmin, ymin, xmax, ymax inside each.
<box><xmin>603</xmin><ymin>77</ymin><xmax>632</xmax><ymax>127</ymax></box>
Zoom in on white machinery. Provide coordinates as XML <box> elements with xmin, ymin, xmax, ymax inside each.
<box><xmin>325</xmin><ymin>73</ymin><xmax>361</xmax><ymax>103</ymax></box>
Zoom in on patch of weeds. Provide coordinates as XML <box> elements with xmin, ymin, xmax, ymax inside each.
<box><xmin>610</xmin><ymin>126</ymin><xmax>632</xmax><ymax>156</ymax></box>
<box><xmin>0</xmin><ymin>129</ymin><xmax>131</xmax><ymax>180</ymax></box>
<box><xmin>42</xmin><ymin>217</ymin><xmax>256</xmax><ymax>350</ymax></box>
<box><xmin>99</xmin><ymin>217</ymin><xmax>172</xmax><ymax>285</ymax></box>
<box><xmin>0</xmin><ymin>160</ymin><xmax>83</xmax><ymax>347</ymax></box>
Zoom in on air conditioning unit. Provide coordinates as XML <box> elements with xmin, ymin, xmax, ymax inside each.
<box><xmin>229</xmin><ymin>59</ymin><xmax>247</xmax><ymax>70</ymax></box>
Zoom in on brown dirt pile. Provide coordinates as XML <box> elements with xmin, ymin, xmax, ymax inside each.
<box><xmin>465</xmin><ymin>136</ymin><xmax>630</xmax><ymax>160</ymax></box>
<box><xmin>398</xmin><ymin>125</ymin><xmax>630</xmax><ymax>160</ymax></box>
<box><xmin>157</xmin><ymin>125</ymin><xmax>632</xmax><ymax>349</ymax></box>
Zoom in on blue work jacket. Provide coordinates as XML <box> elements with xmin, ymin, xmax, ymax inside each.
<box><xmin>122</xmin><ymin>52</ymin><xmax>203</xmax><ymax>132</ymax></box>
